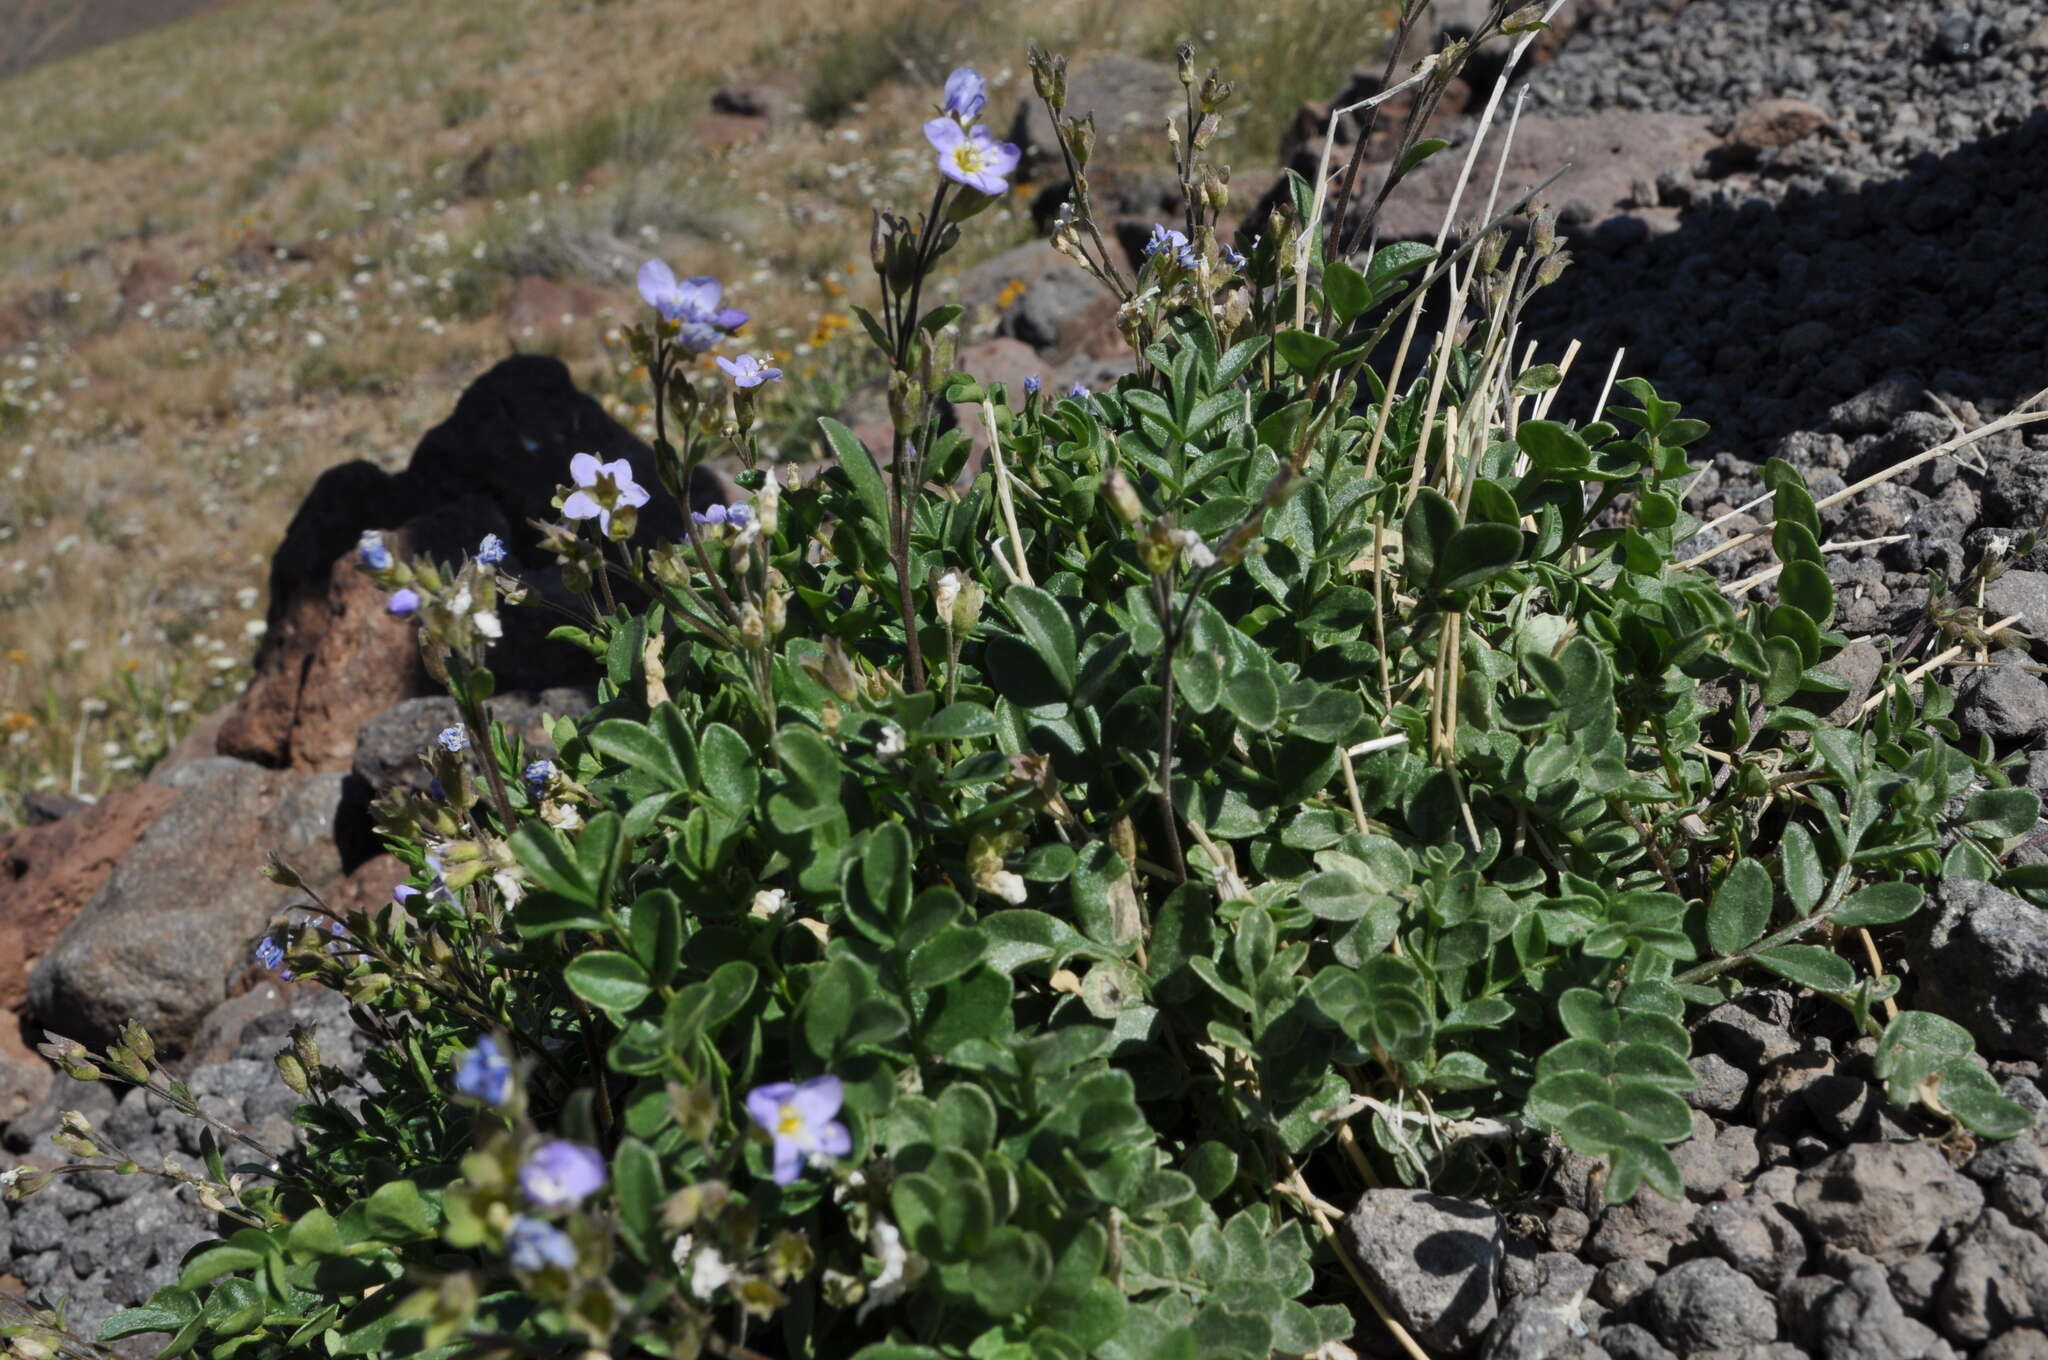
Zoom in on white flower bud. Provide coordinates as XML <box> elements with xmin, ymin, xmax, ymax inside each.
<box><xmin>989</xmin><ymin>870</ymin><xmax>1028</xmax><ymax>904</ymax></box>
<box><xmin>933</xmin><ymin>571</ymin><xmax>961</xmax><ymax>623</ymax></box>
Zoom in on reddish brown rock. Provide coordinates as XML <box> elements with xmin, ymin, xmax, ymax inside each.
<box><xmin>0</xmin><ymin>1019</ymin><xmax>52</xmax><ymax>1127</ymax></box>
<box><xmin>27</xmin><ymin>759</ymin><xmax>352</xmax><ymax>1053</ymax></box>
<box><xmin>0</xmin><ymin>782</ymin><xmax>176</xmax><ymax>1014</ymax></box>
<box><xmin>216</xmin><ymin>527</ymin><xmax>432</xmax><ymax>771</ymax></box>
<box><xmin>1727</xmin><ymin>96</ymin><xmax>1832</xmax><ymax>160</ymax></box>
<box><xmin>501</xmin><ymin>275</ymin><xmax>614</xmax><ymax>350</ymax></box>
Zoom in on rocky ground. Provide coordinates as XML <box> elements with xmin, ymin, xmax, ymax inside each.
<box><xmin>9</xmin><ymin>0</ymin><xmax>2048</xmax><ymax>1356</ymax></box>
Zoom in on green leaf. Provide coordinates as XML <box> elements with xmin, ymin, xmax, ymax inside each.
<box><xmin>1005</xmin><ymin>585</ymin><xmax>1078</xmax><ymax>697</ymax></box>
<box><xmin>697</xmin><ymin>722</ymin><xmax>759</xmax><ymax>815</ymax></box>
<box><xmin>1434</xmin><ymin>523</ymin><xmax>1522</xmax><ymax>592</ymax></box>
<box><xmin>612</xmin><ymin>1138</ymin><xmax>664</xmax><ymax>1250</ymax></box>
<box><xmin>820</xmin><ymin>416</ymin><xmax>890</xmax><ymax>531</ymax></box>
<box><xmin>1781</xmin><ymin>825</ymin><xmax>1823</xmax><ymax>914</ymax></box>
<box><xmin>1183</xmin><ymin>1141</ymin><xmax>1238</xmax><ymax>1199</ymax></box>
<box><xmin>1755</xmin><ymin>944</ymin><xmax>1855</xmax><ymax>994</ymax></box>
<box><xmin>1832</xmin><ymin>882</ymin><xmax>1923</xmax><ymax>928</ymax></box>
<box><xmin>1322</xmin><ymin>261</ymin><xmax>1370</xmax><ymax>322</ymax></box>
<box><xmin>907</xmin><ymin>925</ymin><xmax>987</xmax><ymax>990</ymax></box>
<box><xmin>627</xmin><ymin>890</ymin><xmax>683</xmax><ymax>987</ymax></box>
<box><xmin>1516</xmin><ymin>420</ymin><xmax>1591</xmax><ymax>470</ymax></box>
<box><xmin>1963</xmin><ymin>787</ymin><xmax>2040</xmax><ymax>839</ymax></box>
<box><xmin>969</xmin><ymin>1228</ymin><xmax>1052</xmax><ymax>1317</ymax></box>
<box><xmin>1707</xmin><ymin>859</ymin><xmax>1773</xmax><ymax>956</ymax></box>
<box><xmin>1221</xmin><ymin>668</ymin><xmax>1280</xmax><ymax>731</ymax></box>
<box><xmin>363</xmin><ymin>1180</ymin><xmax>437</xmax><ymax>1241</ymax></box>
<box><xmin>1401</xmin><ymin>487</ymin><xmax>1461</xmax><ymax>591</ymax></box>
<box><xmin>1779</xmin><ymin>560</ymin><xmax>1835</xmax><ymax>627</ymax></box>
<box><xmin>1556</xmin><ymin>989</ymin><xmax>1619</xmax><ymax>1043</ymax></box>
<box><xmin>1365</xmin><ymin>241</ymin><xmax>1435</xmax><ymax>294</ymax></box>
<box><xmin>509</xmin><ymin>822</ymin><xmax>594</xmax><ymax>905</ymax></box>
<box><xmin>1275</xmin><ymin>329</ymin><xmax>1339</xmax><ymax>374</ymax></box>
<box><xmin>565</xmin><ymin>951</ymin><xmax>653</xmax><ymax>1014</ymax></box>
<box><xmin>1393</xmin><ymin>137</ymin><xmax>1449</xmax><ymax>181</ymax></box>
<box><xmin>924</xmin><ymin>702</ymin><xmax>998</xmax><ymax>742</ymax></box>
<box><xmin>589</xmin><ymin>715</ymin><xmax>689</xmax><ymax>791</ymax></box>
<box><xmin>177</xmin><ymin>1245</ymin><xmax>264</xmax><ymax>1290</ymax></box>
<box><xmin>1924</xmin><ymin>1060</ymin><xmax>2032</xmax><ymax>1138</ymax></box>
<box><xmin>99</xmin><ymin>1289</ymin><xmax>200</xmax><ymax>1341</ymax></box>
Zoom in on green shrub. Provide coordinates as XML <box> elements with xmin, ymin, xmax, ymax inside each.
<box><xmin>12</xmin><ymin>11</ymin><xmax>2040</xmax><ymax>1359</ymax></box>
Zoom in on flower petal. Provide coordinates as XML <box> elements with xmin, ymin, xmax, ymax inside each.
<box><xmin>715</xmin><ymin>356</ymin><xmax>741</xmax><ymax>377</ymax></box>
<box><xmin>569</xmin><ymin>451</ymin><xmax>603</xmax><ymax>485</ymax></box>
<box><xmin>747</xmin><ymin>1083</ymin><xmax>794</xmax><ymax>1131</ymax></box>
<box><xmin>770</xmin><ymin>1135</ymin><xmax>805</xmax><ymax>1185</ymax></box>
<box><xmin>619</xmin><ymin>481</ymin><xmax>651</xmax><ymax>509</ymax></box>
<box><xmin>678</xmin><ymin>276</ymin><xmax>723</xmax><ymax>316</ymax></box>
<box><xmin>815</xmin><ymin>1118</ymin><xmax>852</xmax><ymax>1158</ymax></box>
<box><xmin>790</xmin><ymin>1074</ymin><xmax>844</xmax><ymax>1125</ymax></box>
<box><xmin>637</xmin><ymin>259</ymin><xmax>677</xmax><ymax>309</ymax></box>
<box><xmin>714</xmin><ymin>308</ymin><xmax>749</xmax><ymax>331</ymax></box>
<box><xmin>924</xmin><ymin>117</ymin><xmax>965</xmax><ymax>153</ymax></box>
<box><xmin>561</xmin><ymin>491</ymin><xmax>602</xmax><ymax>521</ymax></box>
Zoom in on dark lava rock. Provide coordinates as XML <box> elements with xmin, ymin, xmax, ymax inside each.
<box><xmin>1908</xmin><ymin>879</ymin><xmax>2048</xmax><ymax>1060</ymax></box>
<box><xmin>1637</xmin><ymin>1257</ymin><xmax>1779</xmax><ymax>1352</ymax></box>
<box><xmin>1345</xmin><ymin>1188</ymin><xmax>1505</xmax><ymax>1354</ymax></box>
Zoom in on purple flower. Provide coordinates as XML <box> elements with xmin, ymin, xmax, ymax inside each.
<box><xmin>521</xmin><ymin>1140</ymin><xmax>607</xmax><ymax>1208</ymax></box>
<box><xmin>691</xmin><ymin>502</ymin><xmax>753</xmax><ymax>530</ymax></box>
<box><xmin>1067</xmin><ymin>381</ymin><xmax>1089</xmax><ymax>399</ymax></box>
<box><xmin>745</xmin><ymin>1075</ymin><xmax>852</xmax><ymax>1185</ymax></box>
<box><xmin>524</xmin><ymin>759</ymin><xmax>554</xmax><ymax>795</ymax></box>
<box><xmin>716</xmin><ymin>353</ymin><xmax>783</xmax><ymax>388</ymax></box>
<box><xmin>925</xmin><ymin>119</ymin><xmax>1020</xmax><ymax>196</ymax></box>
<box><xmin>357</xmin><ymin>530</ymin><xmax>392</xmax><ymax>571</ymax></box>
<box><xmin>387</xmin><ymin>588</ymin><xmax>420</xmax><ymax>616</ymax></box>
<box><xmin>1220</xmin><ymin>242</ymin><xmax>1247</xmax><ymax>270</ymax></box>
<box><xmin>253</xmin><ymin>936</ymin><xmax>285</xmax><ymax>971</ymax></box>
<box><xmin>436</xmin><ymin>725</ymin><xmax>468</xmax><ymax>753</ymax></box>
<box><xmin>1023</xmin><ymin>375</ymin><xmax>1041</xmax><ymax>396</ymax></box>
<box><xmin>1145</xmin><ymin>224</ymin><xmax>1198</xmax><ymax>270</ymax></box>
<box><xmin>941</xmin><ymin>67</ymin><xmax>987</xmax><ymax>120</ymax></box>
<box><xmin>477</xmin><ymin>533</ymin><xmax>507</xmax><ymax>566</ymax></box>
<box><xmin>506</xmin><ymin>1216</ymin><xmax>576</xmax><ymax>1272</ymax></box>
<box><xmin>454</xmin><ymin>1036</ymin><xmax>512</xmax><ymax>1106</ymax></box>
<box><xmin>638</xmin><ymin>260</ymin><xmax>747</xmax><ymax>351</ymax></box>
<box><xmin>562</xmin><ymin>452</ymin><xmax>651</xmax><ymax>538</ymax></box>
<box><xmin>393</xmin><ymin>884</ymin><xmax>421</xmax><ymax>906</ymax></box>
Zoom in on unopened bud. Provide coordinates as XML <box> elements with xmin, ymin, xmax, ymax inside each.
<box><xmin>1176</xmin><ymin>41</ymin><xmax>1195</xmax><ymax>86</ymax></box>
<box><xmin>951</xmin><ymin>579</ymin><xmax>985</xmax><ymax>634</ymax></box>
<box><xmin>275</xmin><ymin>1050</ymin><xmax>311</xmax><ymax>1096</ymax></box>
<box><xmin>292</xmin><ymin>1023</ymin><xmax>321</xmax><ymax>1073</ymax></box>
<box><xmin>118</xmin><ymin>1020</ymin><xmax>155</xmax><ymax>1066</ymax></box>
<box><xmin>1103</xmin><ymin>468</ymin><xmax>1146</xmax><ymax>526</ymax></box>
<box><xmin>738</xmin><ymin>602</ymin><xmax>766</xmax><ymax>650</ymax></box>
<box><xmin>869</xmin><ymin>210</ymin><xmax>890</xmax><ymax>277</ymax></box>
<box><xmin>262</xmin><ymin>854</ymin><xmax>305</xmax><ymax>889</ymax></box>
<box><xmin>933</xmin><ymin>571</ymin><xmax>962</xmax><ymax>624</ymax></box>
<box><xmin>1064</xmin><ymin>114</ymin><xmax>1095</xmax><ymax>169</ymax></box>
<box><xmin>764</xmin><ymin>576</ymin><xmax>789</xmax><ymax>637</ymax></box>
<box><xmin>818</xmin><ymin>638</ymin><xmax>860</xmax><ymax>703</ymax></box>
<box><xmin>1535</xmin><ymin>251</ymin><xmax>1572</xmax><ymax>287</ymax></box>
<box><xmin>1193</xmin><ymin>113</ymin><xmax>1220</xmax><ymax>151</ymax></box>
<box><xmin>1528</xmin><ymin>207</ymin><xmax>1558</xmax><ymax>258</ymax></box>
<box><xmin>755</xmin><ymin>478</ymin><xmax>780</xmax><ymax>536</ymax></box>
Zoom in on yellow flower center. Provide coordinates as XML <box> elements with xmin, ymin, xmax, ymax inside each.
<box><xmin>950</xmin><ymin>143</ymin><xmax>987</xmax><ymax>175</ymax></box>
<box><xmin>776</xmin><ymin>1105</ymin><xmax>806</xmax><ymax>1138</ymax></box>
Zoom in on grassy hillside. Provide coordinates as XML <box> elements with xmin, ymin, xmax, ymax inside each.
<box><xmin>0</xmin><ymin>0</ymin><xmax>1389</xmax><ymax>825</ymax></box>
<box><xmin>0</xmin><ymin>0</ymin><xmax>228</xmax><ymax>81</ymax></box>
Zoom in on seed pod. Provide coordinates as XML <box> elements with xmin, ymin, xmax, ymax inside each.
<box><xmin>275</xmin><ymin>1051</ymin><xmax>311</xmax><ymax>1096</ymax></box>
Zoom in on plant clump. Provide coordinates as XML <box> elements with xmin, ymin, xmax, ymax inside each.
<box><xmin>9</xmin><ymin>6</ymin><xmax>2045</xmax><ymax>1358</ymax></box>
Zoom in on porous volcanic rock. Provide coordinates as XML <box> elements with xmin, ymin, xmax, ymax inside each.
<box><xmin>25</xmin><ymin>759</ymin><xmax>355</xmax><ymax>1053</ymax></box>
<box><xmin>1346</xmin><ymin>1188</ymin><xmax>1506</xmax><ymax>1354</ymax></box>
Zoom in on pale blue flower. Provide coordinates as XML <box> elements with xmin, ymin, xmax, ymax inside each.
<box><xmin>436</xmin><ymin>725</ymin><xmax>467</xmax><ymax>753</ymax></box>
<box><xmin>1145</xmin><ymin>224</ymin><xmax>1198</xmax><ymax>270</ymax></box>
<box><xmin>253</xmin><ymin>936</ymin><xmax>285</xmax><ymax>971</ymax></box>
<box><xmin>1221</xmin><ymin>242</ymin><xmax>1246</xmax><ymax>270</ymax></box>
<box><xmin>477</xmin><ymin>533</ymin><xmax>507</xmax><ymax>565</ymax></box>
<box><xmin>1067</xmin><ymin>381</ymin><xmax>1088</xmax><ymax>399</ymax></box>
<box><xmin>746</xmin><ymin>1075</ymin><xmax>852</xmax><ymax>1185</ymax></box>
<box><xmin>942</xmin><ymin>67</ymin><xmax>987</xmax><ymax>120</ymax></box>
<box><xmin>1023</xmin><ymin>375</ymin><xmax>1041</xmax><ymax>396</ymax></box>
<box><xmin>716</xmin><ymin>354</ymin><xmax>783</xmax><ymax>388</ymax></box>
<box><xmin>387</xmin><ymin>588</ymin><xmax>420</xmax><ymax>616</ymax></box>
<box><xmin>925</xmin><ymin>119</ymin><xmax>1020</xmax><ymax>195</ymax></box>
<box><xmin>454</xmin><ymin>1036</ymin><xmax>512</xmax><ymax>1106</ymax></box>
<box><xmin>524</xmin><ymin>759</ymin><xmax>554</xmax><ymax>796</ymax></box>
<box><xmin>637</xmin><ymin>259</ymin><xmax>747</xmax><ymax>352</ymax></box>
<box><xmin>521</xmin><ymin>1140</ymin><xmax>607</xmax><ymax>1208</ymax></box>
<box><xmin>506</xmin><ymin>1216</ymin><xmax>576</xmax><ymax>1272</ymax></box>
<box><xmin>357</xmin><ymin>530</ymin><xmax>392</xmax><ymax>571</ymax></box>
